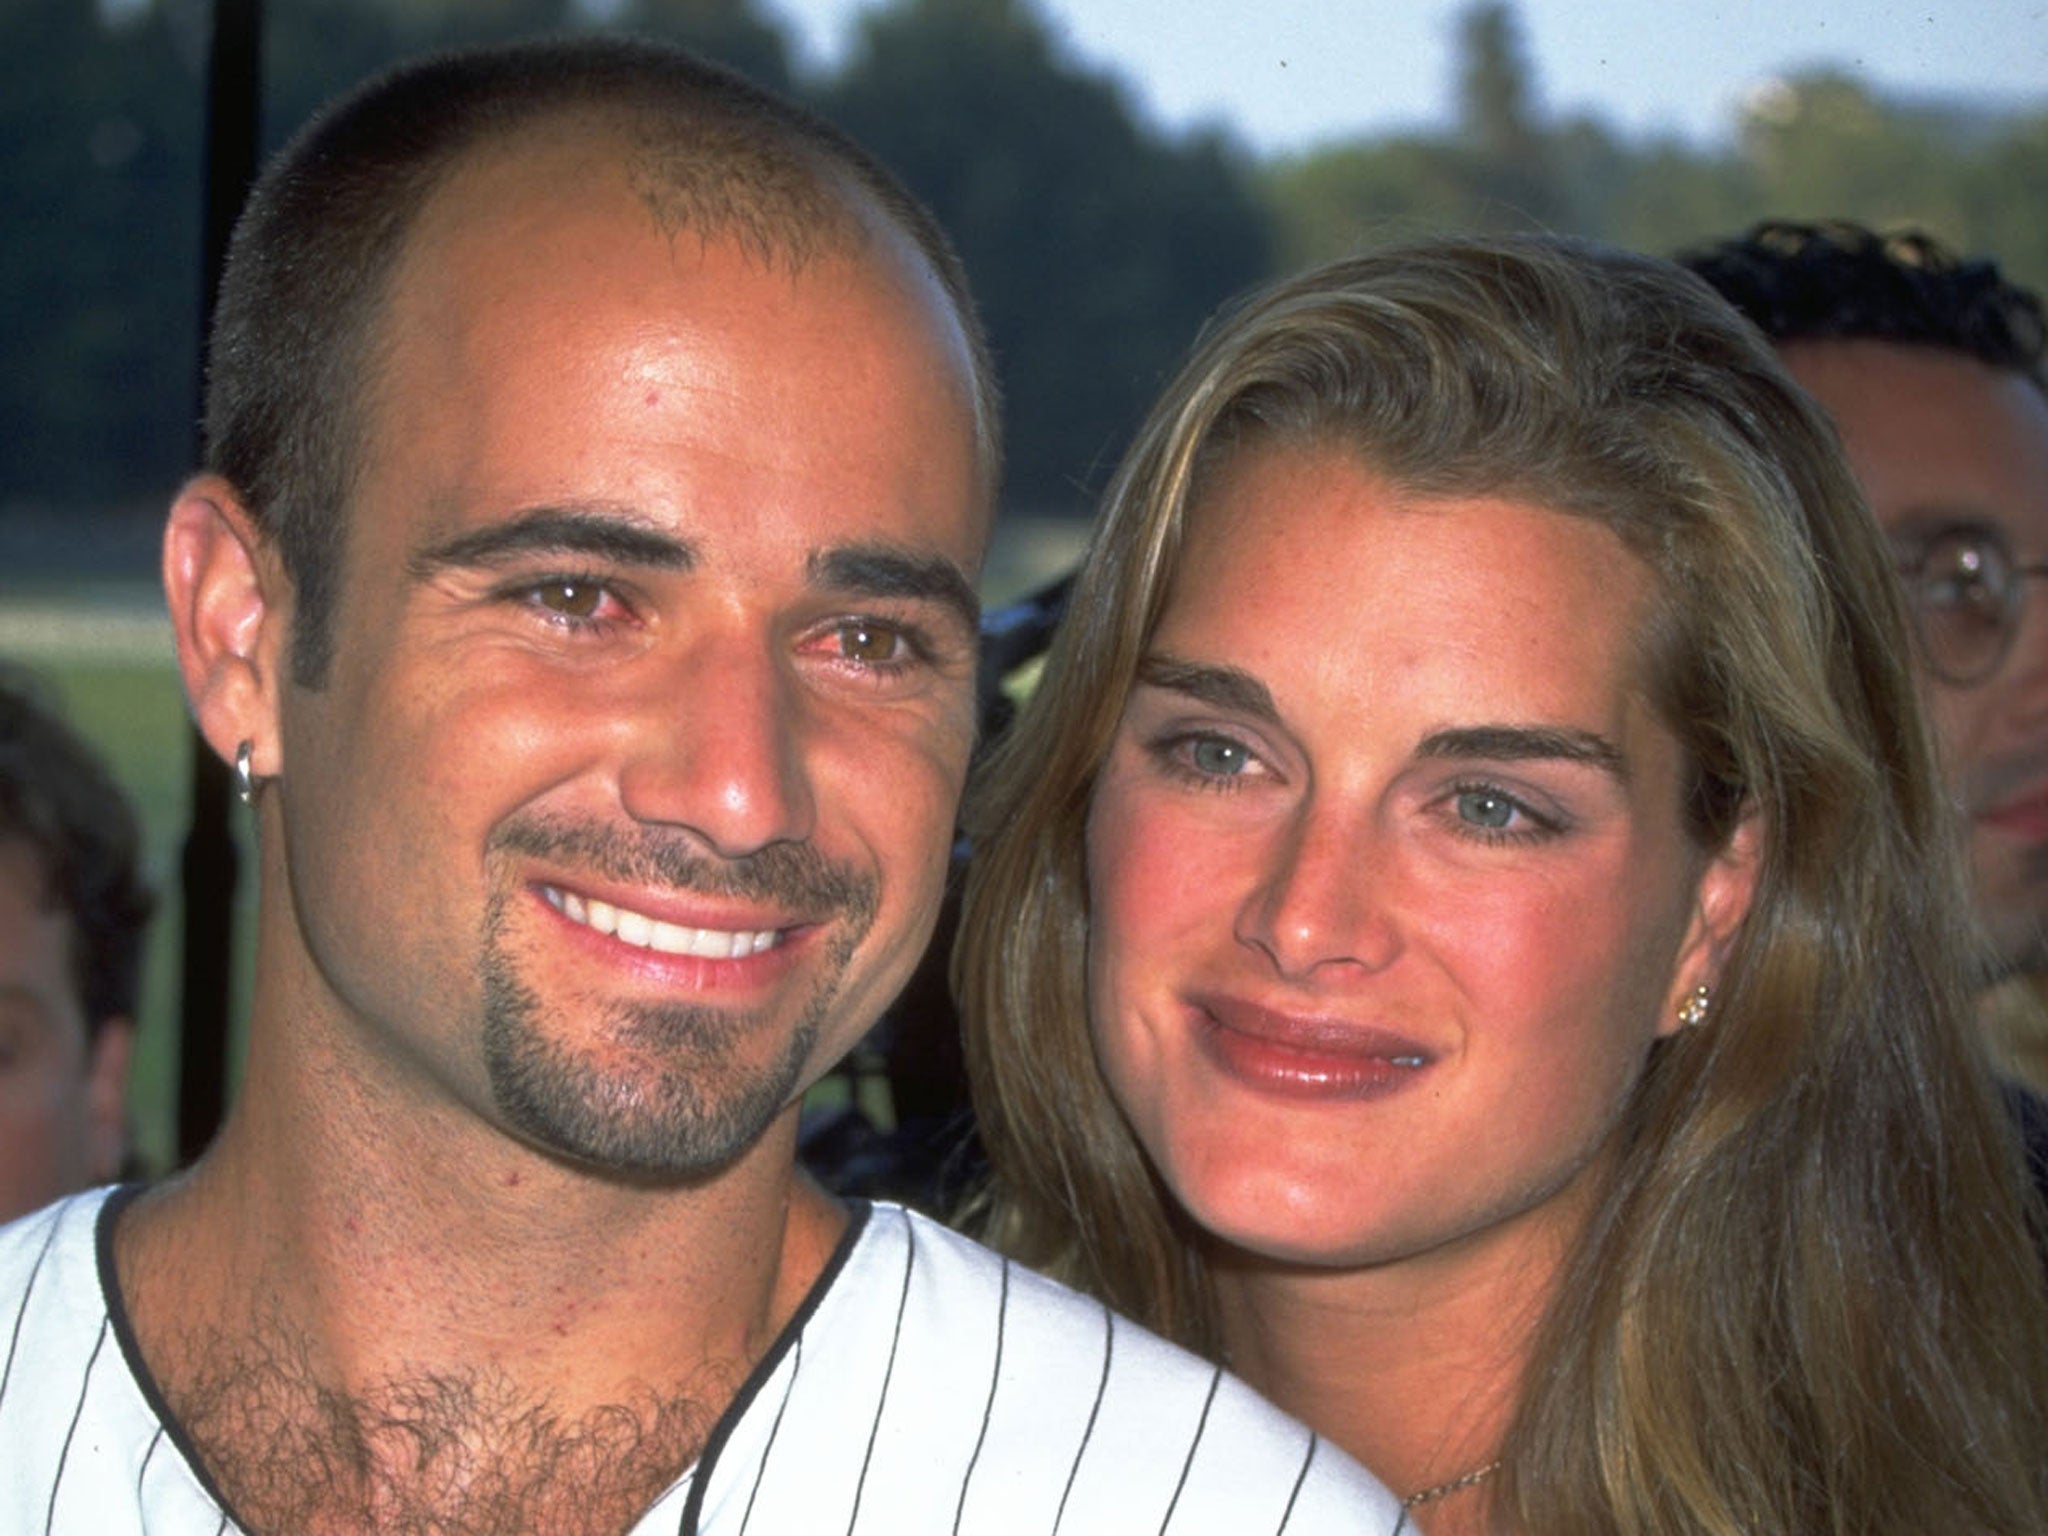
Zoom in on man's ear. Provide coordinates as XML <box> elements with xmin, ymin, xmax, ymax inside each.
<box><xmin>163</xmin><ymin>475</ymin><xmax>289</xmax><ymax>780</ymax></box>
<box><xmin>1657</xmin><ymin>808</ymin><xmax>1765</xmax><ymax>1039</ymax></box>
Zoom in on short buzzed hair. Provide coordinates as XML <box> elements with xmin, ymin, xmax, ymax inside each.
<box><xmin>1679</xmin><ymin>219</ymin><xmax>2046</xmax><ymax>390</ymax></box>
<box><xmin>205</xmin><ymin>36</ymin><xmax>999</xmax><ymax>685</ymax></box>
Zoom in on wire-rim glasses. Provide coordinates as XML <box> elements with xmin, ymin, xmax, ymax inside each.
<box><xmin>1896</xmin><ymin>523</ymin><xmax>2048</xmax><ymax>687</ymax></box>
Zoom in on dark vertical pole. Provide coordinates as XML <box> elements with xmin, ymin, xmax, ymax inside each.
<box><xmin>178</xmin><ymin>0</ymin><xmax>262</xmax><ymax>1166</ymax></box>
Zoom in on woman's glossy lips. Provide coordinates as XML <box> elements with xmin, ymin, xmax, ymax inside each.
<box><xmin>1188</xmin><ymin>993</ymin><xmax>1433</xmax><ymax>1100</ymax></box>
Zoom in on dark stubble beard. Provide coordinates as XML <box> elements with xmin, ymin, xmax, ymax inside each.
<box><xmin>478</xmin><ymin>816</ymin><xmax>878</xmax><ymax>1179</ymax></box>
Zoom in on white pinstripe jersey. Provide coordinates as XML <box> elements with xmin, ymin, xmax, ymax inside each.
<box><xmin>1</xmin><ymin>1188</ymin><xmax>1403</xmax><ymax>1534</ymax></box>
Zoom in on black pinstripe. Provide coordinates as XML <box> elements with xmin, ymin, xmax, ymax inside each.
<box><xmin>44</xmin><ymin>1317</ymin><xmax>110</xmax><ymax>1533</ymax></box>
<box><xmin>0</xmin><ymin>1212</ymin><xmax>58</xmax><ymax>1408</ymax></box>
<box><xmin>844</xmin><ymin>1207</ymin><xmax>916</xmax><ymax>1536</ymax></box>
<box><xmin>134</xmin><ymin>1427</ymin><xmax>165</xmax><ymax>1507</ymax></box>
<box><xmin>733</xmin><ymin>1332</ymin><xmax>803</xmax><ymax>1536</ymax></box>
<box><xmin>1050</xmin><ymin>1304</ymin><xmax>1115</xmax><ymax>1535</ymax></box>
<box><xmin>949</xmin><ymin>1256</ymin><xmax>1010</xmax><ymax>1533</ymax></box>
<box><xmin>1156</xmin><ymin>1365</ymin><xmax>1223</xmax><ymax>1535</ymax></box>
<box><xmin>1274</xmin><ymin>1432</ymin><xmax>1319</xmax><ymax>1534</ymax></box>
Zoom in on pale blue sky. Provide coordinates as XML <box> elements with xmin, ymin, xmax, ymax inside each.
<box><xmin>768</xmin><ymin>0</ymin><xmax>2048</xmax><ymax>154</ymax></box>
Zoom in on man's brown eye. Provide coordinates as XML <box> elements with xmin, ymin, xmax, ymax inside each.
<box><xmin>538</xmin><ymin>581</ymin><xmax>604</xmax><ymax>618</ymax></box>
<box><xmin>840</xmin><ymin>622</ymin><xmax>904</xmax><ymax>663</ymax></box>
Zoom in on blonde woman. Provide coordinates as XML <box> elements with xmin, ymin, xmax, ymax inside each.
<box><xmin>957</xmin><ymin>236</ymin><xmax>2048</xmax><ymax>1533</ymax></box>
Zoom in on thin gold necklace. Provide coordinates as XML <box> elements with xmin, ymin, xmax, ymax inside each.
<box><xmin>1400</xmin><ymin>1459</ymin><xmax>1502</xmax><ymax>1510</ymax></box>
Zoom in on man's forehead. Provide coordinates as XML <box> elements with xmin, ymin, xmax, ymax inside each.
<box><xmin>384</xmin><ymin>118</ymin><xmax>990</xmax><ymax>495</ymax></box>
<box><xmin>1782</xmin><ymin>338</ymin><xmax>2048</xmax><ymax>530</ymax></box>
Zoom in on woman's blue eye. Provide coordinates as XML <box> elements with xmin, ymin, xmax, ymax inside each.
<box><xmin>1455</xmin><ymin>789</ymin><xmax>1517</xmax><ymax>829</ymax></box>
<box><xmin>1190</xmin><ymin>737</ymin><xmax>1251</xmax><ymax>776</ymax></box>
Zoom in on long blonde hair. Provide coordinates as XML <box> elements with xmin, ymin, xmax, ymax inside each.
<box><xmin>957</xmin><ymin>235</ymin><xmax>2048</xmax><ymax>1532</ymax></box>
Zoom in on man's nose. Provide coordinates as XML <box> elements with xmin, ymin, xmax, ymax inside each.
<box><xmin>614</xmin><ymin>632</ymin><xmax>817</xmax><ymax>858</ymax></box>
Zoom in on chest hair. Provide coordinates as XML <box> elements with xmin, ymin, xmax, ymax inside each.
<box><xmin>165</xmin><ymin>1321</ymin><xmax>726</xmax><ymax>1536</ymax></box>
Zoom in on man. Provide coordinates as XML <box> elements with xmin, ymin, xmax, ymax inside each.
<box><xmin>1684</xmin><ymin>221</ymin><xmax>2048</xmax><ymax>1086</ymax></box>
<box><xmin>0</xmin><ymin>667</ymin><xmax>147</xmax><ymax>1221</ymax></box>
<box><xmin>0</xmin><ymin>40</ymin><xmax>1396</xmax><ymax>1535</ymax></box>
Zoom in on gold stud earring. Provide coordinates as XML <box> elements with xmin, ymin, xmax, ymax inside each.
<box><xmin>1676</xmin><ymin>983</ymin><xmax>1712</xmax><ymax>1029</ymax></box>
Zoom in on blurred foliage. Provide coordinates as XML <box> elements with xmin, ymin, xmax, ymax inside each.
<box><xmin>1261</xmin><ymin>2</ymin><xmax>2048</xmax><ymax>302</ymax></box>
<box><xmin>2</xmin><ymin>0</ymin><xmax>2045</xmax><ymax>527</ymax></box>
<box><xmin>814</xmin><ymin>0</ymin><xmax>1271</xmax><ymax>505</ymax></box>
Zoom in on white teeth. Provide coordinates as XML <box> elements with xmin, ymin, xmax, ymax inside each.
<box><xmin>1391</xmin><ymin>1055</ymin><xmax>1425</xmax><ymax>1069</ymax></box>
<box><xmin>545</xmin><ymin>886</ymin><xmax>781</xmax><ymax>959</ymax></box>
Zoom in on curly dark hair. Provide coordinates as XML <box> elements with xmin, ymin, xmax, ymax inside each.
<box><xmin>0</xmin><ymin>666</ymin><xmax>154</xmax><ymax>1032</ymax></box>
<box><xmin>1679</xmin><ymin>219</ymin><xmax>2046</xmax><ymax>388</ymax></box>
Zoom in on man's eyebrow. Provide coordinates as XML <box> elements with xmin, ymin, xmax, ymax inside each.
<box><xmin>1417</xmin><ymin>724</ymin><xmax>1630</xmax><ymax>782</ymax></box>
<box><xmin>407</xmin><ymin>509</ymin><xmax>698</xmax><ymax>579</ymax></box>
<box><xmin>1135</xmin><ymin>654</ymin><xmax>1281</xmax><ymax>725</ymax></box>
<box><xmin>808</xmin><ymin>544</ymin><xmax>980</xmax><ymax>630</ymax></box>
<box><xmin>1883</xmin><ymin>504</ymin><xmax>2007</xmax><ymax>548</ymax></box>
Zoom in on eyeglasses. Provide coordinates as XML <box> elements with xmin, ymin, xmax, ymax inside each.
<box><xmin>1896</xmin><ymin>524</ymin><xmax>2048</xmax><ymax>688</ymax></box>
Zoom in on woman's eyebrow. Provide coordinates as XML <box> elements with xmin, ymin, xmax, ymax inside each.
<box><xmin>1417</xmin><ymin>724</ymin><xmax>1630</xmax><ymax>783</ymax></box>
<box><xmin>1136</xmin><ymin>653</ymin><xmax>1280</xmax><ymax>725</ymax></box>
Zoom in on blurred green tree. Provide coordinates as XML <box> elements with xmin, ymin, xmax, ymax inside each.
<box><xmin>816</xmin><ymin>0</ymin><xmax>1272</xmax><ymax>511</ymax></box>
<box><xmin>1259</xmin><ymin>0</ymin><xmax>2048</xmax><ymax>297</ymax></box>
<box><xmin>5</xmin><ymin>0</ymin><xmax>2046</xmax><ymax>528</ymax></box>
<box><xmin>0</xmin><ymin>0</ymin><xmax>201</xmax><ymax>509</ymax></box>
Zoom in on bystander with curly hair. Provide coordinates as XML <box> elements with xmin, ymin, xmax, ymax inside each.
<box><xmin>0</xmin><ymin>664</ymin><xmax>151</xmax><ymax>1221</ymax></box>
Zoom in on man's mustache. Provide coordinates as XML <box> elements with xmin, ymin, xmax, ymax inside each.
<box><xmin>490</xmin><ymin>815</ymin><xmax>878</xmax><ymax>928</ymax></box>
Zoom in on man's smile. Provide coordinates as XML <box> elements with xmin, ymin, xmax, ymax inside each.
<box><xmin>540</xmin><ymin>884</ymin><xmax>784</xmax><ymax>959</ymax></box>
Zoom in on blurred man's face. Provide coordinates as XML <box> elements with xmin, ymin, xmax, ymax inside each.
<box><xmin>0</xmin><ymin>839</ymin><xmax>129</xmax><ymax>1221</ymax></box>
<box><xmin>1783</xmin><ymin>340</ymin><xmax>2048</xmax><ymax>977</ymax></box>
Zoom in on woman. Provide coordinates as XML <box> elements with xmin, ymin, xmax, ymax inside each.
<box><xmin>956</xmin><ymin>236</ymin><xmax>2048</xmax><ymax>1533</ymax></box>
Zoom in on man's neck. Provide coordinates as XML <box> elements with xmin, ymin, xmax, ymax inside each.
<box><xmin>112</xmin><ymin>1051</ymin><xmax>846</xmax><ymax>1536</ymax></box>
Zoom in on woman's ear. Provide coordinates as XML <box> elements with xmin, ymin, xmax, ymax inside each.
<box><xmin>162</xmin><ymin>476</ymin><xmax>290</xmax><ymax>780</ymax></box>
<box><xmin>1658</xmin><ymin>808</ymin><xmax>1765</xmax><ymax>1038</ymax></box>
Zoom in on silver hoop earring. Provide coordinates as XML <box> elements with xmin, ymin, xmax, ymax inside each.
<box><xmin>1676</xmin><ymin>983</ymin><xmax>1712</xmax><ymax>1029</ymax></box>
<box><xmin>234</xmin><ymin>740</ymin><xmax>258</xmax><ymax>807</ymax></box>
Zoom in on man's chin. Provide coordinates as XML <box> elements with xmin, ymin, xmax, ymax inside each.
<box><xmin>495</xmin><ymin>1054</ymin><xmax>810</xmax><ymax>1183</ymax></box>
<box><xmin>482</xmin><ymin>989</ymin><xmax>824</xmax><ymax>1182</ymax></box>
